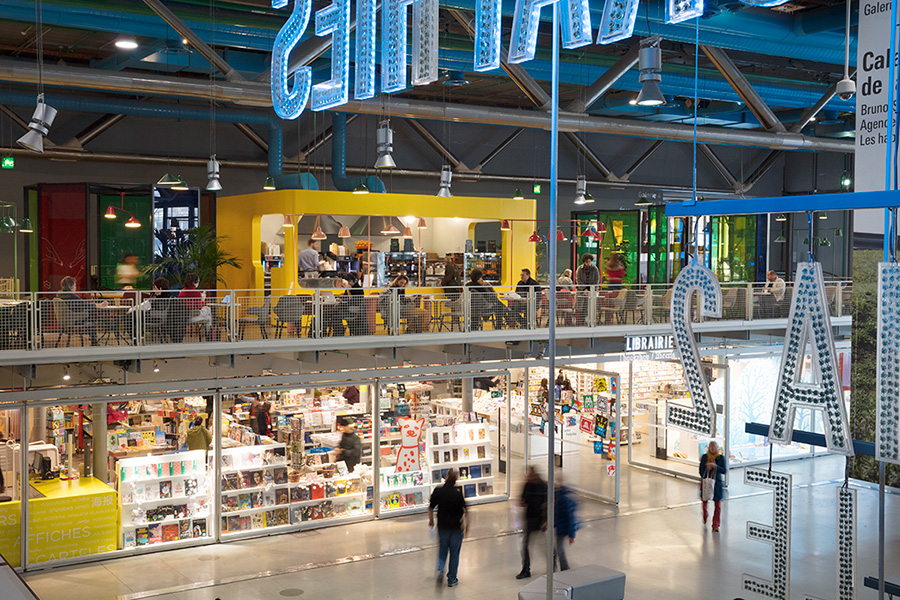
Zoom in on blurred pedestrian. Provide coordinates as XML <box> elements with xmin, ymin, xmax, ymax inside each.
<box><xmin>553</xmin><ymin>474</ymin><xmax>578</xmax><ymax>572</ymax></box>
<box><xmin>516</xmin><ymin>467</ymin><xmax>547</xmax><ymax>579</ymax></box>
<box><xmin>429</xmin><ymin>469</ymin><xmax>468</xmax><ymax>587</ymax></box>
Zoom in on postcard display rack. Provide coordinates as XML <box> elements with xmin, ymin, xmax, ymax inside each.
<box><xmin>379</xmin><ymin>422</ymin><xmax>494</xmax><ymax>511</ymax></box>
<box><xmin>219</xmin><ymin>443</ymin><xmax>366</xmax><ymax>535</ymax></box>
<box><xmin>118</xmin><ymin>449</ymin><xmax>211</xmax><ymax>549</ymax></box>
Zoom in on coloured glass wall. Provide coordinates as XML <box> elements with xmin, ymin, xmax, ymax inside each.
<box><xmin>99</xmin><ymin>194</ymin><xmax>153</xmax><ymax>289</ymax></box>
<box><xmin>710</xmin><ymin>216</ymin><xmax>757</xmax><ymax>282</ymax></box>
<box><xmin>647</xmin><ymin>206</ymin><xmax>667</xmax><ymax>284</ymax></box>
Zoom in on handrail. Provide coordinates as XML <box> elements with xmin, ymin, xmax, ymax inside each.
<box><xmin>0</xmin><ymin>280</ymin><xmax>852</xmax><ymax>354</ymax></box>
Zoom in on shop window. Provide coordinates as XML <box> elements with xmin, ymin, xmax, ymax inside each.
<box><xmin>0</xmin><ymin>407</ymin><xmax>22</xmax><ymax>567</ymax></box>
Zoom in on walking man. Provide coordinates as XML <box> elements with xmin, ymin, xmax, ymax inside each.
<box><xmin>429</xmin><ymin>469</ymin><xmax>468</xmax><ymax>587</ymax></box>
<box><xmin>553</xmin><ymin>475</ymin><xmax>578</xmax><ymax>572</ymax></box>
<box><xmin>516</xmin><ymin>467</ymin><xmax>547</xmax><ymax>579</ymax></box>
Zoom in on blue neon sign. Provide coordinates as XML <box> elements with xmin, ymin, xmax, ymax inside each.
<box><xmin>270</xmin><ymin>0</ymin><xmax>792</xmax><ymax>119</ymax></box>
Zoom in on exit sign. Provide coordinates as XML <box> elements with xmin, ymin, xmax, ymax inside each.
<box><xmin>532</xmin><ymin>184</ymin><xmax>541</xmax><ymax>194</ymax></box>
<box><xmin>1</xmin><ymin>157</ymin><xmax>13</xmax><ymax>169</ymax></box>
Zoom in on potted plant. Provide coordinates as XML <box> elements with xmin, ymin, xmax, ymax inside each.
<box><xmin>148</xmin><ymin>224</ymin><xmax>242</xmax><ymax>288</ymax></box>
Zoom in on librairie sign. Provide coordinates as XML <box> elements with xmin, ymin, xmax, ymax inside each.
<box><xmin>624</xmin><ymin>335</ymin><xmax>673</xmax><ymax>353</ymax></box>
<box><xmin>270</xmin><ymin>0</ymin><xmax>795</xmax><ymax>119</ymax></box>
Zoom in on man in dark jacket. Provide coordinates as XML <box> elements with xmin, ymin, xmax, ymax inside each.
<box><xmin>429</xmin><ymin>469</ymin><xmax>467</xmax><ymax>587</ymax></box>
<box><xmin>574</xmin><ymin>254</ymin><xmax>600</xmax><ymax>325</ymax></box>
<box><xmin>335</xmin><ymin>417</ymin><xmax>362</xmax><ymax>473</ymax></box>
<box><xmin>516</xmin><ymin>467</ymin><xmax>547</xmax><ymax>579</ymax></box>
<box><xmin>512</xmin><ymin>268</ymin><xmax>540</xmax><ymax>328</ymax></box>
<box><xmin>553</xmin><ymin>475</ymin><xmax>578</xmax><ymax>571</ymax></box>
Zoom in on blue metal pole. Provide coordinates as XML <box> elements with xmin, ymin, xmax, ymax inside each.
<box><xmin>546</xmin><ymin>3</ymin><xmax>559</xmax><ymax>599</ymax></box>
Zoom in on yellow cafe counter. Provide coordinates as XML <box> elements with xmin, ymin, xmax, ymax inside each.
<box><xmin>0</xmin><ymin>477</ymin><xmax>118</xmax><ymax>567</ymax></box>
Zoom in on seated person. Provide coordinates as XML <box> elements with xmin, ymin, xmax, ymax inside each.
<box><xmin>379</xmin><ymin>275</ymin><xmax>428</xmax><ymax>333</ymax></box>
<box><xmin>467</xmin><ymin>268</ymin><xmax>514</xmax><ymax>329</ymax></box>
<box><xmin>510</xmin><ymin>268</ymin><xmax>539</xmax><ymax>327</ymax></box>
<box><xmin>322</xmin><ymin>278</ymin><xmax>349</xmax><ymax>336</ymax></box>
<box><xmin>57</xmin><ymin>276</ymin><xmax>108</xmax><ymax>345</ymax></box>
<box><xmin>343</xmin><ymin>272</ymin><xmax>370</xmax><ymax>336</ymax></box>
<box><xmin>178</xmin><ymin>272</ymin><xmax>212</xmax><ymax>338</ymax></box>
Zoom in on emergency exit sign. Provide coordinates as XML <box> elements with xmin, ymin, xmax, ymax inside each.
<box><xmin>0</xmin><ymin>157</ymin><xmax>13</xmax><ymax>169</ymax></box>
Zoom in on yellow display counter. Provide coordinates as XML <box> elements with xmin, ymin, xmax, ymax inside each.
<box><xmin>0</xmin><ymin>477</ymin><xmax>118</xmax><ymax>567</ymax></box>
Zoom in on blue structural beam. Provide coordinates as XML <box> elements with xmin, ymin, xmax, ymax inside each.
<box><xmin>744</xmin><ymin>422</ymin><xmax>876</xmax><ymax>457</ymax></box>
<box><xmin>666</xmin><ymin>190</ymin><xmax>900</xmax><ymax>217</ymax></box>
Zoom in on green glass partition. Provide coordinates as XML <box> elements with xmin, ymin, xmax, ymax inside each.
<box><xmin>99</xmin><ymin>194</ymin><xmax>152</xmax><ymax>289</ymax></box>
<box><xmin>710</xmin><ymin>215</ymin><xmax>757</xmax><ymax>282</ymax></box>
<box><xmin>648</xmin><ymin>206</ymin><xmax>667</xmax><ymax>284</ymax></box>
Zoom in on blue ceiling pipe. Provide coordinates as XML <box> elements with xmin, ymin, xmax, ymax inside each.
<box><xmin>330</xmin><ymin>113</ymin><xmax>385</xmax><ymax>193</ymax></box>
<box><xmin>0</xmin><ymin>90</ymin><xmax>317</xmax><ymax>189</ymax></box>
<box><xmin>3</xmin><ymin>0</ymin><xmax>853</xmax><ymax>67</ymax></box>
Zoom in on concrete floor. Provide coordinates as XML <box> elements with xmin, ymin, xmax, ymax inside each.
<box><xmin>20</xmin><ymin>453</ymin><xmax>900</xmax><ymax>600</ymax></box>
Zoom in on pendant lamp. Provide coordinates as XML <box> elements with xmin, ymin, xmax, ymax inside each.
<box><xmin>528</xmin><ymin>231</ymin><xmax>540</xmax><ymax>243</ymax></box>
<box><xmin>19</xmin><ymin>218</ymin><xmax>33</xmax><ymax>233</ymax></box>
<box><xmin>557</xmin><ymin>230</ymin><xmax>567</xmax><ymax>242</ymax></box>
<box><xmin>171</xmin><ymin>176</ymin><xmax>189</xmax><ymax>191</ymax></box>
<box><xmin>375</xmin><ymin>120</ymin><xmax>396</xmax><ymax>169</ymax></box>
<box><xmin>105</xmin><ymin>206</ymin><xmax>117</xmax><ymax>219</ymax></box>
<box><xmin>500</xmin><ymin>220</ymin><xmax>510</xmax><ymax>231</ymax></box>
<box><xmin>353</xmin><ymin>181</ymin><xmax>370</xmax><ymax>194</ymax></box>
<box><xmin>157</xmin><ymin>172</ymin><xmax>180</xmax><ymax>186</ymax></box>
<box><xmin>513</xmin><ymin>189</ymin><xmax>524</xmax><ymax>200</ymax></box>
<box><xmin>283</xmin><ymin>215</ymin><xmax>294</xmax><ymax>228</ymax></box>
<box><xmin>418</xmin><ymin>217</ymin><xmax>427</xmax><ymax>229</ymax></box>
<box><xmin>436</xmin><ymin>165</ymin><xmax>452</xmax><ymax>198</ymax></box>
<box><xmin>338</xmin><ymin>224</ymin><xmax>351</xmax><ymax>238</ymax></box>
<box><xmin>125</xmin><ymin>216</ymin><xmax>141</xmax><ymax>228</ymax></box>
<box><xmin>263</xmin><ymin>176</ymin><xmax>276</xmax><ymax>190</ymax></box>
<box><xmin>311</xmin><ymin>216</ymin><xmax>327</xmax><ymax>240</ymax></box>
<box><xmin>403</xmin><ymin>226</ymin><xmax>413</xmax><ymax>238</ymax></box>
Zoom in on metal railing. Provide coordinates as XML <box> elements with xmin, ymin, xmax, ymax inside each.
<box><xmin>0</xmin><ymin>280</ymin><xmax>852</xmax><ymax>352</ymax></box>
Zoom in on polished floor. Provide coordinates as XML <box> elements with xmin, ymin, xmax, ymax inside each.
<box><xmin>20</xmin><ymin>454</ymin><xmax>900</xmax><ymax>600</ymax></box>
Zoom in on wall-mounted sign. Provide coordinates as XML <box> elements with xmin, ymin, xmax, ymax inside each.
<box><xmin>269</xmin><ymin>0</ymin><xmax>794</xmax><ymax>119</ymax></box>
<box><xmin>625</xmin><ymin>335</ymin><xmax>673</xmax><ymax>352</ymax></box>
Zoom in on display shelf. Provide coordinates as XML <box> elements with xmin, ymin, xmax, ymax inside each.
<box><xmin>123</xmin><ymin>512</ymin><xmax>209</xmax><ymax>528</ymax></box>
<box><xmin>220</xmin><ymin>463</ymin><xmax>287</xmax><ymax>474</ymax></box>
<box><xmin>221</xmin><ymin>483</ymin><xmax>289</xmax><ymax>495</ymax></box>
<box><xmin>289</xmin><ymin>492</ymin><xmax>366</xmax><ymax>506</ymax></box>
<box><xmin>431</xmin><ymin>475</ymin><xmax>492</xmax><ymax>487</ymax></box>
<box><xmin>122</xmin><ymin>493</ymin><xmax>207</xmax><ymax>507</ymax></box>
<box><xmin>431</xmin><ymin>457</ymin><xmax>493</xmax><ymax>470</ymax></box>
<box><xmin>379</xmin><ymin>483</ymin><xmax>430</xmax><ymax>495</ymax></box>
<box><xmin>224</xmin><ymin>504</ymin><xmax>291</xmax><ymax>516</ymax></box>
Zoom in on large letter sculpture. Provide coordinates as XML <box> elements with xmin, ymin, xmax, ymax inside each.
<box><xmin>877</xmin><ymin>262</ymin><xmax>900</xmax><ymax>465</ymax></box>
<box><xmin>474</xmin><ymin>0</ymin><xmax>502</xmax><ymax>72</ymax></box>
<box><xmin>354</xmin><ymin>0</ymin><xmax>377</xmax><ymax>99</ymax></box>
<box><xmin>769</xmin><ymin>262</ymin><xmax>853</xmax><ymax>456</ymax></box>
<box><xmin>508</xmin><ymin>0</ymin><xmax>593</xmax><ymax>64</ymax></box>
<box><xmin>311</xmin><ymin>0</ymin><xmax>350</xmax><ymax>111</ymax></box>
<box><xmin>382</xmin><ymin>0</ymin><xmax>438</xmax><ymax>93</ymax></box>
<box><xmin>743</xmin><ymin>468</ymin><xmax>792</xmax><ymax>600</ymax></box>
<box><xmin>271</xmin><ymin>0</ymin><xmax>313</xmax><ymax>120</ymax></box>
<box><xmin>668</xmin><ymin>263</ymin><xmax>721</xmax><ymax>436</ymax></box>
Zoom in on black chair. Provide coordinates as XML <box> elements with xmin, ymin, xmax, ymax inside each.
<box><xmin>274</xmin><ymin>294</ymin><xmax>313</xmax><ymax>338</ymax></box>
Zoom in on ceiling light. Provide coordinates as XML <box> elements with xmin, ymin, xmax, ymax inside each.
<box><xmin>206</xmin><ymin>155</ymin><xmax>222</xmax><ymax>191</ymax></box>
<box><xmin>263</xmin><ymin>176</ymin><xmax>276</xmax><ymax>190</ymax></box>
<box><xmin>283</xmin><ymin>215</ymin><xmax>293</xmax><ymax>228</ymax></box>
<box><xmin>582</xmin><ymin>191</ymin><xmax>594</xmax><ymax>204</ymax></box>
<box><xmin>628</xmin><ymin>97</ymin><xmax>638</xmax><ymax>106</ymax></box>
<box><xmin>556</xmin><ymin>230</ymin><xmax>566</xmax><ymax>242</ymax></box>
<box><xmin>528</xmin><ymin>231</ymin><xmax>540</xmax><ymax>242</ymax></box>
<box><xmin>841</xmin><ymin>170</ymin><xmax>852</xmax><ymax>191</ymax></box>
<box><xmin>774</xmin><ymin>235</ymin><xmax>786</xmax><ymax>243</ymax></box>
<box><xmin>636</xmin><ymin>41</ymin><xmax>666</xmax><ymax>107</ymax></box>
<box><xmin>442</xmin><ymin>70</ymin><xmax>471</xmax><ymax>86</ymax></box>
<box><xmin>105</xmin><ymin>206</ymin><xmax>117</xmax><ymax>219</ymax></box>
<box><xmin>418</xmin><ymin>217</ymin><xmax>427</xmax><ymax>229</ymax></box>
<box><xmin>17</xmin><ymin>94</ymin><xmax>58</xmax><ymax>153</ymax></box>
<box><xmin>436</xmin><ymin>165</ymin><xmax>452</xmax><ymax>198</ymax></box>
<box><xmin>775</xmin><ymin>213</ymin><xmax>787</xmax><ymax>222</ymax></box>
<box><xmin>153</xmin><ymin>361</ymin><xmax>160</xmax><ymax>373</ymax></box>
<box><xmin>62</xmin><ymin>367</ymin><xmax>70</xmax><ymax>381</ymax></box>
<box><xmin>819</xmin><ymin>212</ymin><xmax>828</xmax><ymax>220</ymax></box>
<box><xmin>500</xmin><ymin>220</ymin><xmax>510</xmax><ymax>231</ymax></box>
<box><xmin>338</xmin><ymin>224</ymin><xmax>351</xmax><ymax>238</ymax></box>
<box><xmin>311</xmin><ymin>226</ymin><xmax>327</xmax><ymax>241</ymax></box>
<box><xmin>513</xmin><ymin>189</ymin><xmax>524</xmax><ymax>200</ymax></box>
<box><xmin>403</xmin><ymin>226</ymin><xmax>413</xmax><ymax>238</ymax></box>
<box><xmin>0</xmin><ymin>219</ymin><xmax>11</xmax><ymax>234</ymax></box>
<box><xmin>835</xmin><ymin>228</ymin><xmax>843</xmax><ymax>237</ymax></box>
<box><xmin>574</xmin><ymin>176</ymin><xmax>593</xmax><ymax>204</ymax></box>
<box><xmin>19</xmin><ymin>218</ymin><xmax>33</xmax><ymax>233</ymax></box>
<box><xmin>125</xmin><ymin>216</ymin><xmax>141</xmax><ymax>228</ymax></box>
<box><xmin>582</xmin><ymin>227</ymin><xmax>597</xmax><ymax>238</ymax></box>
<box><xmin>819</xmin><ymin>237</ymin><xmax>832</xmax><ymax>247</ymax></box>
<box><xmin>115</xmin><ymin>37</ymin><xmax>139</xmax><ymax>50</ymax></box>
<box><xmin>352</xmin><ymin>181</ymin><xmax>370</xmax><ymax>194</ymax></box>
<box><xmin>157</xmin><ymin>172</ymin><xmax>179</xmax><ymax>186</ymax></box>
<box><xmin>381</xmin><ymin>217</ymin><xmax>401</xmax><ymax>235</ymax></box>
<box><xmin>375</xmin><ymin>119</ymin><xmax>396</xmax><ymax>169</ymax></box>
<box><xmin>171</xmin><ymin>176</ymin><xmax>189</xmax><ymax>191</ymax></box>
<box><xmin>635</xmin><ymin>194</ymin><xmax>651</xmax><ymax>206</ymax></box>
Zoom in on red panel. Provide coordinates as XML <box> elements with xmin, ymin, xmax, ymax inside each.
<box><xmin>39</xmin><ymin>184</ymin><xmax>87</xmax><ymax>292</ymax></box>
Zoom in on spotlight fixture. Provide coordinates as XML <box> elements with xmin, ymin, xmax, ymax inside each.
<box><xmin>125</xmin><ymin>216</ymin><xmax>141</xmax><ymax>228</ymax></box>
<box><xmin>352</xmin><ymin>181</ymin><xmax>370</xmax><ymax>194</ymax></box>
<box><xmin>19</xmin><ymin>218</ymin><xmax>33</xmax><ymax>233</ymax></box>
<box><xmin>775</xmin><ymin>213</ymin><xmax>787</xmax><ymax>222</ymax></box>
<box><xmin>375</xmin><ymin>119</ymin><xmax>397</xmax><ymax>169</ymax></box>
<box><xmin>573</xmin><ymin>176</ymin><xmax>593</xmax><ymax>204</ymax></box>
<box><xmin>17</xmin><ymin>94</ymin><xmax>58</xmax><ymax>153</ymax></box>
<box><xmin>338</xmin><ymin>224</ymin><xmax>351</xmax><ymax>238</ymax></box>
<box><xmin>157</xmin><ymin>172</ymin><xmax>180</xmax><ymax>186</ymax></box>
<box><xmin>105</xmin><ymin>206</ymin><xmax>117</xmax><ymax>219</ymax></box>
<box><xmin>500</xmin><ymin>220</ymin><xmax>510</xmax><ymax>231</ymax></box>
<box><xmin>63</xmin><ymin>366</ymin><xmax>71</xmax><ymax>381</ymax></box>
<box><xmin>528</xmin><ymin>231</ymin><xmax>541</xmax><ymax>242</ymax></box>
<box><xmin>418</xmin><ymin>217</ymin><xmax>427</xmax><ymax>229</ymax></box>
<box><xmin>556</xmin><ymin>230</ymin><xmax>567</xmax><ymax>242</ymax></box>
<box><xmin>171</xmin><ymin>176</ymin><xmax>189</xmax><ymax>191</ymax></box>
<box><xmin>636</xmin><ymin>40</ymin><xmax>666</xmax><ymax>107</ymax></box>
<box><xmin>115</xmin><ymin>37</ymin><xmax>139</xmax><ymax>50</ymax></box>
<box><xmin>263</xmin><ymin>176</ymin><xmax>276</xmax><ymax>190</ymax></box>
<box><xmin>206</xmin><ymin>155</ymin><xmax>222</xmax><ymax>191</ymax></box>
<box><xmin>283</xmin><ymin>215</ymin><xmax>293</xmax><ymax>228</ymax></box>
<box><xmin>513</xmin><ymin>188</ymin><xmax>524</xmax><ymax>200</ymax></box>
<box><xmin>436</xmin><ymin>165</ymin><xmax>452</xmax><ymax>198</ymax></box>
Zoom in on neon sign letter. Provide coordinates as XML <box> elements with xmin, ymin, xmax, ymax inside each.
<box><xmin>271</xmin><ymin>0</ymin><xmax>312</xmax><ymax>120</ymax></box>
<box><xmin>412</xmin><ymin>0</ymin><xmax>439</xmax><ymax>86</ymax></box>
<box><xmin>768</xmin><ymin>262</ymin><xmax>853</xmax><ymax>456</ymax></box>
<box><xmin>668</xmin><ymin>263</ymin><xmax>721</xmax><ymax>436</ymax></box>
<box><xmin>743</xmin><ymin>468</ymin><xmax>791</xmax><ymax>600</ymax></box>
<box><xmin>877</xmin><ymin>262</ymin><xmax>900</xmax><ymax>465</ymax></box>
<box><xmin>474</xmin><ymin>0</ymin><xmax>501</xmax><ymax>72</ymax></box>
<box><xmin>311</xmin><ymin>0</ymin><xmax>350</xmax><ymax>111</ymax></box>
<box><xmin>508</xmin><ymin>0</ymin><xmax>593</xmax><ymax>64</ymax></box>
<box><xmin>354</xmin><ymin>0</ymin><xmax>377</xmax><ymax>99</ymax></box>
<box><xmin>382</xmin><ymin>0</ymin><xmax>438</xmax><ymax>93</ymax></box>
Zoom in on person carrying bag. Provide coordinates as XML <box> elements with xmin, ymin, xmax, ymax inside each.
<box><xmin>699</xmin><ymin>441</ymin><xmax>726</xmax><ymax>532</ymax></box>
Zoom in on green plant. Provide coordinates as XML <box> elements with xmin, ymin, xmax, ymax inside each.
<box><xmin>147</xmin><ymin>224</ymin><xmax>242</xmax><ymax>288</ymax></box>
